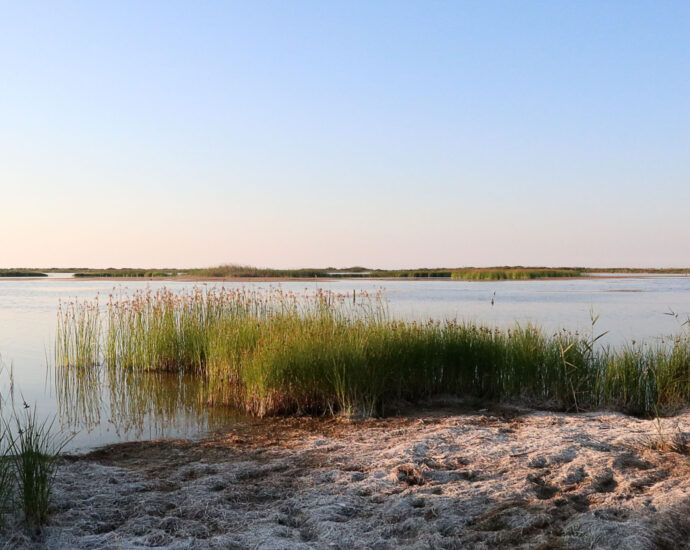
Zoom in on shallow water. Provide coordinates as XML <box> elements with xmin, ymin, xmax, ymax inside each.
<box><xmin>0</xmin><ymin>274</ymin><xmax>688</xmax><ymax>451</ymax></box>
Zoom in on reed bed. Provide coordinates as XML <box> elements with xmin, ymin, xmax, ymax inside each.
<box><xmin>56</xmin><ymin>298</ymin><xmax>101</xmax><ymax>368</ymax></box>
<box><xmin>451</xmin><ymin>268</ymin><xmax>582</xmax><ymax>280</ymax></box>
<box><xmin>55</xmin><ymin>287</ymin><xmax>690</xmax><ymax>418</ymax></box>
<box><xmin>0</xmin><ymin>270</ymin><xmax>47</xmax><ymax>278</ymax></box>
<box><xmin>190</xmin><ymin>265</ymin><xmax>329</xmax><ymax>278</ymax></box>
<box><xmin>73</xmin><ymin>269</ymin><xmax>174</xmax><ymax>278</ymax></box>
<box><xmin>191</xmin><ymin>264</ymin><xmax>584</xmax><ymax>280</ymax></box>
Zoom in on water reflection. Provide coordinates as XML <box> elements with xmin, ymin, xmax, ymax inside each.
<box><xmin>56</xmin><ymin>365</ymin><xmax>241</xmax><ymax>441</ymax></box>
<box><xmin>55</xmin><ymin>362</ymin><xmax>102</xmax><ymax>431</ymax></box>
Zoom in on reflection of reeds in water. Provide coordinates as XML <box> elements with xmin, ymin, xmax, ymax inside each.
<box><xmin>57</xmin><ymin>355</ymin><xmax>236</xmax><ymax>438</ymax></box>
<box><xmin>55</xmin><ymin>287</ymin><xmax>690</xmax><ymax>419</ymax></box>
<box><xmin>103</xmin><ymin>369</ymin><xmax>229</xmax><ymax>437</ymax></box>
<box><xmin>55</xmin><ymin>358</ymin><xmax>102</xmax><ymax>431</ymax></box>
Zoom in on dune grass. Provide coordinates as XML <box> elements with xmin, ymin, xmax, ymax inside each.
<box><xmin>54</xmin><ymin>287</ymin><xmax>690</xmax><ymax>419</ymax></box>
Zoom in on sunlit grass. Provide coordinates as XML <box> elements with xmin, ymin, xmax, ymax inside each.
<box><xmin>0</xmin><ymin>360</ymin><xmax>70</xmax><ymax>527</ymax></box>
<box><xmin>7</xmin><ymin>410</ymin><xmax>71</xmax><ymax>526</ymax></box>
<box><xmin>0</xmin><ymin>426</ymin><xmax>12</xmax><ymax>522</ymax></box>
<box><xmin>56</xmin><ymin>298</ymin><xmax>100</xmax><ymax>368</ymax></box>
<box><xmin>56</xmin><ymin>287</ymin><xmax>690</xmax><ymax>418</ymax></box>
<box><xmin>190</xmin><ymin>264</ymin><xmax>328</xmax><ymax>278</ymax></box>
<box><xmin>192</xmin><ymin>265</ymin><xmax>580</xmax><ymax>279</ymax></box>
<box><xmin>0</xmin><ymin>270</ymin><xmax>47</xmax><ymax>278</ymax></box>
<box><xmin>451</xmin><ymin>268</ymin><xmax>582</xmax><ymax>280</ymax></box>
<box><xmin>73</xmin><ymin>269</ymin><xmax>174</xmax><ymax>277</ymax></box>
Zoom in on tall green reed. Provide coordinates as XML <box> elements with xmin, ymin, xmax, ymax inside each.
<box><xmin>56</xmin><ymin>297</ymin><xmax>100</xmax><ymax>368</ymax></box>
<box><xmin>56</xmin><ymin>286</ymin><xmax>690</xmax><ymax>418</ymax></box>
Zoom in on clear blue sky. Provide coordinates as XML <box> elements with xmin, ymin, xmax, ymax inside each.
<box><xmin>1</xmin><ymin>1</ymin><xmax>688</xmax><ymax>268</ymax></box>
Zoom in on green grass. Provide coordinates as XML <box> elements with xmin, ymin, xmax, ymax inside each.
<box><xmin>190</xmin><ymin>264</ymin><xmax>581</xmax><ymax>279</ymax></box>
<box><xmin>189</xmin><ymin>264</ymin><xmax>327</xmax><ymax>278</ymax></box>
<box><xmin>0</xmin><ymin>367</ymin><xmax>69</xmax><ymax>527</ymax></box>
<box><xmin>0</xmin><ymin>427</ymin><xmax>12</xmax><ymax>522</ymax></box>
<box><xmin>56</xmin><ymin>298</ymin><xmax>101</xmax><ymax>368</ymax></box>
<box><xmin>7</xmin><ymin>410</ymin><xmax>71</xmax><ymax>526</ymax></box>
<box><xmin>371</xmin><ymin>269</ymin><xmax>453</xmax><ymax>278</ymax></box>
<box><xmin>7</xmin><ymin>264</ymin><xmax>690</xmax><ymax>280</ymax></box>
<box><xmin>72</xmin><ymin>269</ymin><xmax>176</xmax><ymax>277</ymax></box>
<box><xmin>55</xmin><ymin>287</ymin><xmax>690</xmax><ymax>418</ymax></box>
<box><xmin>0</xmin><ymin>270</ymin><xmax>47</xmax><ymax>277</ymax></box>
<box><xmin>451</xmin><ymin>268</ymin><xmax>582</xmax><ymax>280</ymax></box>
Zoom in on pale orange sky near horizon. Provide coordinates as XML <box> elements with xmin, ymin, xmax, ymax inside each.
<box><xmin>2</xmin><ymin>182</ymin><xmax>686</xmax><ymax>269</ymax></box>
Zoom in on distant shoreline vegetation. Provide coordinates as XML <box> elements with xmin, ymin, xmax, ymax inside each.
<box><xmin>450</xmin><ymin>268</ymin><xmax>581</xmax><ymax>280</ymax></box>
<box><xmin>73</xmin><ymin>269</ymin><xmax>176</xmax><ymax>278</ymax></box>
<box><xmin>3</xmin><ymin>265</ymin><xmax>690</xmax><ymax>280</ymax></box>
<box><xmin>0</xmin><ymin>270</ymin><xmax>47</xmax><ymax>277</ymax></box>
<box><xmin>188</xmin><ymin>264</ymin><xmax>690</xmax><ymax>280</ymax></box>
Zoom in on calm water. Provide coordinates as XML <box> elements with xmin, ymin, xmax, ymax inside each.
<box><xmin>0</xmin><ymin>274</ymin><xmax>689</xmax><ymax>451</ymax></box>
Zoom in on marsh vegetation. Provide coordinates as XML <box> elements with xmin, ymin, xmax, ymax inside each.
<box><xmin>0</xmin><ymin>407</ymin><xmax>70</xmax><ymax>527</ymax></box>
<box><xmin>72</xmin><ymin>269</ymin><xmax>175</xmax><ymax>278</ymax></box>
<box><xmin>450</xmin><ymin>268</ymin><xmax>582</xmax><ymax>280</ymax></box>
<box><xmin>4</xmin><ymin>264</ymin><xmax>690</xmax><ymax>280</ymax></box>
<box><xmin>191</xmin><ymin>264</ymin><xmax>582</xmax><ymax>279</ymax></box>
<box><xmin>0</xmin><ymin>271</ymin><xmax>47</xmax><ymax>278</ymax></box>
<box><xmin>55</xmin><ymin>287</ymin><xmax>690</xmax><ymax>419</ymax></box>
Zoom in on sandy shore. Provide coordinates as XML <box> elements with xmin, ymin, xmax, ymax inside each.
<box><xmin>5</xmin><ymin>405</ymin><xmax>690</xmax><ymax>549</ymax></box>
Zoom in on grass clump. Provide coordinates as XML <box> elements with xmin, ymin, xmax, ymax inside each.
<box><xmin>0</xmin><ymin>427</ymin><xmax>12</xmax><ymax>521</ymax></box>
<box><xmin>0</xmin><ymin>384</ymin><xmax>69</xmax><ymax>527</ymax></box>
<box><xmin>56</xmin><ymin>287</ymin><xmax>690</xmax><ymax>419</ymax></box>
<box><xmin>7</xmin><ymin>410</ymin><xmax>70</xmax><ymax>527</ymax></box>
<box><xmin>56</xmin><ymin>298</ymin><xmax>101</xmax><ymax>368</ymax></box>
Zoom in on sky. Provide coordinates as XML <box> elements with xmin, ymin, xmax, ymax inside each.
<box><xmin>1</xmin><ymin>1</ymin><xmax>689</xmax><ymax>269</ymax></box>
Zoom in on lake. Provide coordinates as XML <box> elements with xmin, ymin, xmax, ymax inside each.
<box><xmin>1</xmin><ymin>274</ymin><xmax>689</xmax><ymax>451</ymax></box>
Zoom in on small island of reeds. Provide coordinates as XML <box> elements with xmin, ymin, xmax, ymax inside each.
<box><xmin>0</xmin><ymin>270</ymin><xmax>47</xmax><ymax>277</ymax></box>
